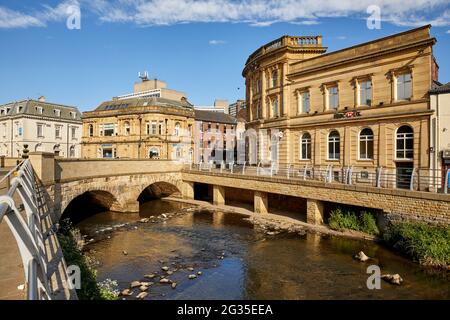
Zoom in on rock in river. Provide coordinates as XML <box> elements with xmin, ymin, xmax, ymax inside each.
<box><xmin>382</xmin><ymin>274</ymin><xmax>403</xmax><ymax>285</ymax></box>
<box><xmin>171</xmin><ymin>282</ymin><xmax>177</xmax><ymax>289</ymax></box>
<box><xmin>139</xmin><ymin>285</ymin><xmax>149</xmax><ymax>292</ymax></box>
<box><xmin>354</xmin><ymin>251</ymin><xmax>370</xmax><ymax>262</ymax></box>
<box><xmin>120</xmin><ymin>289</ymin><xmax>133</xmax><ymax>296</ymax></box>
<box><xmin>160</xmin><ymin>278</ymin><xmax>170</xmax><ymax>284</ymax></box>
<box><xmin>188</xmin><ymin>274</ymin><xmax>197</xmax><ymax>280</ymax></box>
<box><xmin>136</xmin><ymin>292</ymin><xmax>148</xmax><ymax>300</ymax></box>
<box><xmin>130</xmin><ymin>281</ymin><xmax>141</xmax><ymax>288</ymax></box>
<box><xmin>144</xmin><ymin>274</ymin><xmax>156</xmax><ymax>279</ymax></box>
<box><xmin>161</xmin><ymin>266</ymin><xmax>169</xmax><ymax>271</ymax></box>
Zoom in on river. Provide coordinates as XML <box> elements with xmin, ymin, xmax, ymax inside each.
<box><xmin>76</xmin><ymin>199</ymin><xmax>449</xmax><ymax>300</ymax></box>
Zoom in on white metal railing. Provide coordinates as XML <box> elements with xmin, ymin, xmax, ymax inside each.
<box><xmin>0</xmin><ymin>159</ymin><xmax>52</xmax><ymax>300</ymax></box>
<box><xmin>185</xmin><ymin>162</ymin><xmax>450</xmax><ymax>194</ymax></box>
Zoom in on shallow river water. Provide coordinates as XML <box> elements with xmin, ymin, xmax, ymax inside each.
<box><xmin>76</xmin><ymin>200</ymin><xmax>449</xmax><ymax>300</ymax></box>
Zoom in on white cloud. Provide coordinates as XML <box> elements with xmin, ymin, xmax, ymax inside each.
<box><xmin>337</xmin><ymin>36</ymin><xmax>347</xmax><ymax>40</ymax></box>
<box><xmin>447</xmin><ymin>29</ymin><xmax>450</xmax><ymax>33</ymax></box>
<box><xmin>0</xmin><ymin>7</ymin><xmax>44</xmax><ymax>28</ymax></box>
<box><xmin>0</xmin><ymin>0</ymin><xmax>79</xmax><ymax>29</ymax></box>
<box><xmin>209</xmin><ymin>39</ymin><xmax>227</xmax><ymax>45</ymax></box>
<box><xmin>2</xmin><ymin>0</ymin><xmax>450</xmax><ymax>29</ymax></box>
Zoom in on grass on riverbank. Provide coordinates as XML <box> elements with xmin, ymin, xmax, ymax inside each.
<box><xmin>328</xmin><ymin>207</ymin><xmax>380</xmax><ymax>236</ymax></box>
<box><xmin>383</xmin><ymin>222</ymin><xmax>450</xmax><ymax>269</ymax></box>
<box><xmin>57</xmin><ymin>219</ymin><xmax>118</xmax><ymax>300</ymax></box>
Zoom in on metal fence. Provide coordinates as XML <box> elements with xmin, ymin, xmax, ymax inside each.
<box><xmin>187</xmin><ymin>161</ymin><xmax>450</xmax><ymax>194</ymax></box>
<box><xmin>0</xmin><ymin>160</ymin><xmax>52</xmax><ymax>299</ymax></box>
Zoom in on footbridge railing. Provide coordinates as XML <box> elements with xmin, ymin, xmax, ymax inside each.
<box><xmin>0</xmin><ymin>159</ymin><xmax>74</xmax><ymax>300</ymax></box>
<box><xmin>187</xmin><ymin>161</ymin><xmax>450</xmax><ymax>194</ymax></box>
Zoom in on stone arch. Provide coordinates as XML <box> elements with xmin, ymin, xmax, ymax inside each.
<box><xmin>137</xmin><ymin>181</ymin><xmax>181</xmax><ymax>204</ymax></box>
<box><xmin>61</xmin><ymin>190</ymin><xmax>121</xmax><ymax>224</ymax></box>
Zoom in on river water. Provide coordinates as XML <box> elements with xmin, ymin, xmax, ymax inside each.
<box><xmin>76</xmin><ymin>200</ymin><xmax>449</xmax><ymax>300</ymax></box>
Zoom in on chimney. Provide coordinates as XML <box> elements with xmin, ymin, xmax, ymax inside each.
<box><xmin>38</xmin><ymin>96</ymin><xmax>46</xmax><ymax>102</ymax></box>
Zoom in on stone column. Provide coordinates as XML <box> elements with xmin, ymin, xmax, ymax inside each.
<box><xmin>213</xmin><ymin>185</ymin><xmax>225</xmax><ymax>206</ymax></box>
<box><xmin>182</xmin><ymin>181</ymin><xmax>195</xmax><ymax>200</ymax></box>
<box><xmin>307</xmin><ymin>198</ymin><xmax>324</xmax><ymax>225</ymax></box>
<box><xmin>254</xmin><ymin>191</ymin><xmax>268</xmax><ymax>214</ymax></box>
<box><xmin>29</xmin><ymin>152</ymin><xmax>55</xmax><ymax>185</ymax></box>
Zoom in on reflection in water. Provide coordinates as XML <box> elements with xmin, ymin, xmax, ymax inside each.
<box><xmin>77</xmin><ymin>200</ymin><xmax>450</xmax><ymax>300</ymax></box>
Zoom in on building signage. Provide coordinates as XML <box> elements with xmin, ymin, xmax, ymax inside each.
<box><xmin>334</xmin><ymin>110</ymin><xmax>362</xmax><ymax>119</ymax></box>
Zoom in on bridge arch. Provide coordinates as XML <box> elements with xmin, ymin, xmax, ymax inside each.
<box><xmin>137</xmin><ymin>181</ymin><xmax>181</xmax><ymax>204</ymax></box>
<box><xmin>61</xmin><ymin>190</ymin><xmax>121</xmax><ymax>224</ymax></box>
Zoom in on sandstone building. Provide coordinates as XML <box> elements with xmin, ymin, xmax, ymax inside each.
<box><xmin>243</xmin><ymin>25</ymin><xmax>443</xmax><ymax>189</ymax></box>
<box><xmin>0</xmin><ymin>96</ymin><xmax>82</xmax><ymax>158</ymax></box>
<box><xmin>82</xmin><ymin>77</ymin><xmax>195</xmax><ymax>160</ymax></box>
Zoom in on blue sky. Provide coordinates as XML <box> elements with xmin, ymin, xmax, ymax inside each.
<box><xmin>0</xmin><ymin>0</ymin><xmax>449</xmax><ymax>112</ymax></box>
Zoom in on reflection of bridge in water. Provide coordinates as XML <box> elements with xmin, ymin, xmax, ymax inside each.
<box><xmin>1</xmin><ymin>152</ymin><xmax>450</xmax><ymax>299</ymax></box>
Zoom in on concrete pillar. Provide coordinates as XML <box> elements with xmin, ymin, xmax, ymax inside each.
<box><xmin>254</xmin><ymin>191</ymin><xmax>268</xmax><ymax>214</ymax></box>
<box><xmin>29</xmin><ymin>152</ymin><xmax>55</xmax><ymax>185</ymax></box>
<box><xmin>182</xmin><ymin>181</ymin><xmax>195</xmax><ymax>200</ymax></box>
<box><xmin>307</xmin><ymin>198</ymin><xmax>324</xmax><ymax>225</ymax></box>
<box><xmin>213</xmin><ymin>185</ymin><xmax>225</xmax><ymax>206</ymax></box>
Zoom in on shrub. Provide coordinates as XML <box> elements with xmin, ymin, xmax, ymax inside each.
<box><xmin>328</xmin><ymin>207</ymin><xmax>379</xmax><ymax>235</ymax></box>
<box><xmin>58</xmin><ymin>219</ymin><xmax>118</xmax><ymax>300</ymax></box>
<box><xmin>384</xmin><ymin>222</ymin><xmax>450</xmax><ymax>268</ymax></box>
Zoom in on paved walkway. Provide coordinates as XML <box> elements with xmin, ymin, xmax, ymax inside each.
<box><xmin>0</xmin><ymin>167</ymin><xmax>25</xmax><ymax>300</ymax></box>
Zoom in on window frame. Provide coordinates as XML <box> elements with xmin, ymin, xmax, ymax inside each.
<box><xmin>300</xmin><ymin>132</ymin><xmax>312</xmax><ymax>160</ymax></box>
<box><xmin>327</xmin><ymin>130</ymin><xmax>340</xmax><ymax>160</ymax></box>
<box><xmin>358</xmin><ymin>128</ymin><xmax>374</xmax><ymax>160</ymax></box>
<box><xmin>395</xmin><ymin>125</ymin><xmax>414</xmax><ymax>160</ymax></box>
<box><xmin>396</xmin><ymin>72</ymin><xmax>412</xmax><ymax>101</ymax></box>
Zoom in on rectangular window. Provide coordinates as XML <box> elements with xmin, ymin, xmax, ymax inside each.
<box><xmin>103</xmin><ymin>123</ymin><xmax>115</xmax><ymax>136</ymax></box>
<box><xmin>359</xmin><ymin>81</ymin><xmax>372</xmax><ymax>106</ymax></box>
<box><xmin>36</xmin><ymin>107</ymin><xmax>43</xmax><ymax>114</ymax></box>
<box><xmin>37</xmin><ymin>124</ymin><xmax>43</xmax><ymax>137</ymax></box>
<box><xmin>151</xmin><ymin>121</ymin><xmax>157</xmax><ymax>135</ymax></box>
<box><xmin>55</xmin><ymin>125</ymin><xmax>62</xmax><ymax>138</ymax></box>
<box><xmin>302</xmin><ymin>92</ymin><xmax>310</xmax><ymax>113</ymax></box>
<box><xmin>71</xmin><ymin>127</ymin><xmax>76</xmax><ymax>139</ymax></box>
<box><xmin>146</xmin><ymin>122</ymin><xmax>150</xmax><ymax>135</ymax></box>
<box><xmin>159</xmin><ymin>121</ymin><xmax>163</xmax><ymax>135</ymax></box>
<box><xmin>54</xmin><ymin>109</ymin><xmax>61</xmax><ymax>117</ymax></box>
<box><xmin>397</xmin><ymin>73</ymin><xmax>412</xmax><ymax>101</ymax></box>
<box><xmin>328</xmin><ymin>86</ymin><xmax>339</xmax><ymax>110</ymax></box>
<box><xmin>2</xmin><ymin>123</ymin><xmax>6</xmax><ymax>137</ymax></box>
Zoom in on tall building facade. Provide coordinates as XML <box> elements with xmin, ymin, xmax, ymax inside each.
<box><xmin>0</xmin><ymin>97</ymin><xmax>82</xmax><ymax>158</ymax></box>
<box><xmin>229</xmin><ymin>99</ymin><xmax>246</xmax><ymax>117</ymax></box>
<box><xmin>82</xmin><ymin>78</ymin><xmax>195</xmax><ymax>160</ymax></box>
<box><xmin>243</xmin><ymin>25</ymin><xmax>441</xmax><ymax>188</ymax></box>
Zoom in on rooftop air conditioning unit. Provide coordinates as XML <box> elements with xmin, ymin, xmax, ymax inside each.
<box><xmin>443</xmin><ymin>150</ymin><xmax>450</xmax><ymax>159</ymax></box>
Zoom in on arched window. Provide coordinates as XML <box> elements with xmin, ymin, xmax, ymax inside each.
<box><xmin>88</xmin><ymin>124</ymin><xmax>94</xmax><ymax>137</ymax></box>
<box><xmin>272</xmin><ymin>96</ymin><xmax>279</xmax><ymax>118</ymax></box>
<box><xmin>328</xmin><ymin>131</ymin><xmax>340</xmax><ymax>160</ymax></box>
<box><xmin>174</xmin><ymin>122</ymin><xmax>181</xmax><ymax>136</ymax></box>
<box><xmin>300</xmin><ymin>132</ymin><xmax>311</xmax><ymax>160</ymax></box>
<box><xmin>124</xmin><ymin>121</ymin><xmax>130</xmax><ymax>136</ymax></box>
<box><xmin>359</xmin><ymin>128</ymin><xmax>374</xmax><ymax>160</ymax></box>
<box><xmin>69</xmin><ymin>145</ymin><xmax>76</xmax><ymax>158</ymax></box>
<box><xmin>396</xmin><ymin>125</ymin><xmax>414</xmax><ymax>159</ymax></box>
<box><xmin>271</xmin><ymin>70</ymin><xmax>278</xmax><ymax>88</ymax></box>
<box><xmin>149</xmin><ymin>147</ymin><xmax>160</xmax><ymax>159</ymax></box>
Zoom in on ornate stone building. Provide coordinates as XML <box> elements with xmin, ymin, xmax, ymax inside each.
<box><xmin>0</xmin><ymin>96</ymin><xmax>82</xmax><ymax>158</ymax></box>
<box><xmin>82</xmin><ymin>78</ymin><xmax>195</xmax><ymax>160</ymax></box>
<box><xmin>243</xmin><ymin>25</ymin><xmax>441</xmax><ymax>188</ymax></box>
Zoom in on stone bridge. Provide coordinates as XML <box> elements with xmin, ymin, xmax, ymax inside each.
<box><xmin>28</xmin><ymin>153</ymin><xmax>450</xmax><ymax>226</ymax></box>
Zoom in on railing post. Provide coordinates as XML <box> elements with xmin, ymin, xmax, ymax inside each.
<box><xmin>347</xmin><ymin>166</ymin><xmax>353</xmax><ymax>185</ymax></box>
<box><xmin>242</xmin><ymin>162</ymin><xmax>246</xmax><ymax>175</ymax></box>
<box><xmin>444</xmin><ymin>169</ymin><xmax>450</xmax><ymax>194</ymax></box>
<box><xmin>257</xmin><ymin>162</ymin><xmax>261</xmax><ymax>176</ymax></box>
<box><xmin>303</xmin><ymin>165</ymin><xmax>308</xmax><ymax>180</ymax></box>
<box><xmin>230</xmin><ymin>162</ymin><xmax>234</xmax><ymax>174</ymax></box>
<box><xmin>220</xmin><ymin>161</ymin><xmax>225</xmax><ymax>173</ymax></box>
<box><xmin>376</xmin><ymin>167</ymin><xmax>382</xmax><ymax>188</ymax></box>
<box><xmin>410</xmin><ymin>168</ymin><xmax>416</xmax><ymax>191</ymax></box>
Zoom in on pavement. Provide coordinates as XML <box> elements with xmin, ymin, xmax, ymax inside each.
<box><xmin>0</xmin><ymin>167</ymin><xmax>25</xmax><ymax>300</ymax></box>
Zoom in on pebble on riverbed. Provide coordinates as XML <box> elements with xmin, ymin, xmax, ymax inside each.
<box><xmin>354</xmin><ymin>251</ymin><xmax>370</xmax><ymax>262</ymax></box>
<box><xmin>130</xmin><ymin>281</ymin><xmax>141</xmax><ymax>288</ymax></box>
<box><xmin>144</xmin><ymin>274</ymin><xmax>156</xmax><ymax>279</ymax></box>
<box><xmin>171</xmin><ymin>282</ymin><xmax>177</xmax><ymax>289</ymax></box>
<box><xmin>381</xmin><ymin>274</ymin><xmax>403</xmax><ymax>285</ymax></box>
<box><xmin>120</xmin><ymin>289</ymin><xmax>133</xmax><ymax>296</ymax></box>
<box><xmin>122</xmin><ymin>250</ymin><xmax>128</xmax><ymax>256</ymax></box>
<box><xmin>136</xmin><ymin>292</ymin><xmax>148</xmax><ymax>300</ymax></box>
<box><xmin>159</xmin><ymin>278</ymin><xmax>171</xmax><ymax>284</ymax></box>
<box><xmin>161</xmin><ymin>266</ymin><xmax>169</xmax><ymax>271</ymax></box>
<box><xmin>188</xmin><ymin>274</ymin><xmax>197</xmax><ymax>279</ymax></box>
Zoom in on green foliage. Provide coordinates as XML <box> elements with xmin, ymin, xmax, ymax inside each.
<box><xmin>328</xmin><ymin>208</ymin><xmax>380</xmax><ymax>235</ymax></box>
<box><xmin>384</xmin><ymin>222</ymin><xmax>450</xmax><ymax>268</ymax></box>
<box><xmin>58</xmin><ymin>219</ymin><xmax>118</xmax><ymax>300</ymax></box>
